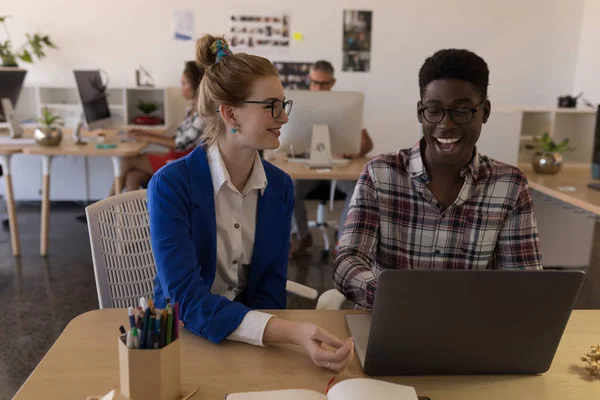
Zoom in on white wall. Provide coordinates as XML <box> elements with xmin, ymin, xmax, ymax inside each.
<box><xmin>573</xmin><ymin>0</ymin><xmax>600</xmax><ymax>105</ymax></box>
<box><xmin>4</xmin><ymin>0</ymin><xmax>586</xmax><ymax>155</ymax></box>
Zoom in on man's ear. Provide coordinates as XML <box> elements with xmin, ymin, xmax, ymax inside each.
<box><xmin>416</xmin><ymin>101</ymin><xmax>423</xmax><ymax>124</ymax></box>
<box><xmin>482</xmin><ymin>100</ymin><xmax>491</xmax><ymax>124</ymax></box>
<box><xmin>219</xmin><ymin>104</ymin><xmax>238</xmax><ymax>128</ymax></box>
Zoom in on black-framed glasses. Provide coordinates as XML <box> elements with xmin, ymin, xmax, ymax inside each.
<box><xmin>309</xmin><ymin>79</ymin><xmax>334</xmax><ymax>88</ymax></box>
<box><xmin>418</xmin><ymin>99</ymin><xmax>486</xmax><ymax>124</ymax></box>
<box><xmin>238</xmin><ymin>99</ymin><xmax>293</xmax><ymax>119</ymax></box>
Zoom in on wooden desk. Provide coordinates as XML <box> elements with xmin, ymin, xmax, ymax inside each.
<box><xmin>21</xmin><ymin>129</ymin><xmax>147</xmax><ymax>256</ymax></box>
<box><xmin>0</xmin><ymin>146</ymin><xmax>24</xmax><ymax>256</ymax></box>
<box><xmin>14</xmin><ymin>309</ymin><xmax>600</xmax><ymax>400</ymax></box>
<box><xmin>266</xmin><ymin>153</ymin><xmax>368</xmax><ymax>180</ymax></box>
<box><xmin>519</xmin><ymin>163</ymin><xmax>600</xmax><ymax>216</ymax></box>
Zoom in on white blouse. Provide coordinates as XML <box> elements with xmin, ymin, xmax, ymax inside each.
<box><xmin>207</xmin><ymin>145</ymin><xmax>274</xmax><ymax>346</ymax></box>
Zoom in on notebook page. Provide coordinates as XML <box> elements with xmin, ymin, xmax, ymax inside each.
<box><xmin>327</xmin><ymin>378</ymin><xmax>418</xmax><ymax>400</ymax></box>
<box><xmin>227</xmin><ymin>389</ymin><xmax>327</xmax><ymax>400</ymax></box>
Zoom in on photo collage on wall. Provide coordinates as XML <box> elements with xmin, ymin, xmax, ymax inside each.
<box><xmin>342</xmin><ymin>10</ymin><xmax>372</xmax><ymax>72</ymax></box>
<box><xmin>273</xmin><ymin>62</ymin><xmax>312</xmax><ymax>90</ymax></box>
<box><xmin>229</xmin><ymin>13</ymin><xmax>290</xmax><ymax>50</ymax></box>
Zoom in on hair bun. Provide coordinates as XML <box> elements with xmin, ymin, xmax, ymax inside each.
<box><xmin>196</xmin><ymin>35</ymin><xmax>232</xmax><ymax>68</ymax></box>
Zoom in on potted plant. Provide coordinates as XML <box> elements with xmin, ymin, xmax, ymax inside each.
<box><xmin>34</xmin><ymin>107</ymin><xmax>63</xmax><ymax>146</ymax></box>
<box><xmin>526</xmin><ymin>132</ymin><xmax>574</xmax><ymax>174</ymax></box>
<box><xmin>133</xmin><ymin>100</ymin><xmax>162</xmax><ymax>126</ymax></box>
<box><xmin>0</xmin><ymin>16</ymin><xmax>57</xmax><ymax>66</ymax></box>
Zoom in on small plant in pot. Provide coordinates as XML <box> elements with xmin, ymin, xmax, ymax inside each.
<box><xmin>34</xmin><ymin>107</ymin><xmax>64</xmax><ymax>147</ymax></box>
<box><xmin>133</xmin><ymin>100</ymin><xmax>163</xmax><ymax>126</ymax></box>
<box><xmin>526</xmin><ymin>132</ymin><xmax>574</xmax><ymax>174</ymax></box>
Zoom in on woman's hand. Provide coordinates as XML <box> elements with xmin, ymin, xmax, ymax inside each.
<box><xmin>291</xmin><ymin>322</ymin><xmax>355</xmax><ymax>372</ymax></box>
<box><xmin>262</xmin><ymin>319</ymin><xmax>355</xmax><ymax>372</ymax></box>
<box><xmin>127</xmin><ymin>129</ymin><xmax>148</xmax><ymax>140</ymax></box>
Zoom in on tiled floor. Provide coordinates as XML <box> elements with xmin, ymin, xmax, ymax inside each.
<box><xmin>1</xmin><ymin>201</ymin><xmax>599</xmax><ymax>399</ymax></box>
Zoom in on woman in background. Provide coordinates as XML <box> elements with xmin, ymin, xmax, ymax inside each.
<box><xmin>109</xmin><ymin>61</ymin><xmax>204</xmax><ymax>195</ymax></box>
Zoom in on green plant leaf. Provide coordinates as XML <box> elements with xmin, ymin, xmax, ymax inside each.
<box><xmin>554</xmin><ymin>140</ymin><xmax>573</xmax><ymax>153</ymax></box>
<box><xmin>38</xmin><ymin>107</ymin><xmax>64</xmax><ymax>127</ymax></box>
<box><xmin>0</xmin><ymin>16</ymin><xmax>10</xmax><ymax>23</ymax></box>
<box><xmin>533</xmin><ymin>133</ymin><xmax>575</xmax><ymax>154</ymax></box>
<box><xmin>19</xmin><ymin>49</ymin><xmax>33</xmax><ymax>63</ymax></box>
<box><xmin>137</xmin><ymin>100</ymin><xmax>159</xmax><ymax>114</ymax></box>
<box><xmin>1</xmin><ymin>52</ymin><xmax>18</xmax><ymax>67</ymax></box>
<box><xmin>42</xmin><ymin>36</ymin><xmax>57</xmax><ymax>49</ymax></box>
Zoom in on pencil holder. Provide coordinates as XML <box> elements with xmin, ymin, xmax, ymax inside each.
<box><xmin>118</xmin><ymin>337</ymin><xmax>181</xmax><ymax>400</ymax></box>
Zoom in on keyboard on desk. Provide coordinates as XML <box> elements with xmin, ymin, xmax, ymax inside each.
<box><xmin>286</xmin><ymin>157</ymin><xmax>351</xmax><ymax>166</ymax></box>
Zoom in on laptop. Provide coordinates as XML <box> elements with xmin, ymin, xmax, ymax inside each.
<box><xmin>346</xmin><ymin>269</ymin><xmax>585</xmax><ymax>376</ymax></box>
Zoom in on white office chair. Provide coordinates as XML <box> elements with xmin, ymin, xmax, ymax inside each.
<box><xmin>296</xmin><ymin>179</ymin><xmax>344</xmax><ymax>258</ymax></box>
<box><xmin>315</xmin><ymin>288</ymin><xmax>347</xmax><ymax>310</ymax></box>
<box><xmin>86</xmin><ymin>190</ymin><xmax>318</xmax><ymax>309</ymax></box>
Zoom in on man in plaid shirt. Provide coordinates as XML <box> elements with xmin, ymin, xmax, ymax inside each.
<box><xmin>333</xmin><ymin>49</ymin><xmax>542</xmax><ymax>309</ymax></box>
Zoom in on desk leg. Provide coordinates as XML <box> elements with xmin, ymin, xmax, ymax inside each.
<box><xmin>111</xmin><ymin>156</ymin><xmax>125</xmax><ymax>195</ymax></box>
<box><xmin>0</xmin><ymin>155</ymin><xmax>20</xmax><ymax>257</ymax></box>
<box><xmin>41</xmin><ymin>155</ymin><xmax>53</xmax><ymax>256</ymax></box>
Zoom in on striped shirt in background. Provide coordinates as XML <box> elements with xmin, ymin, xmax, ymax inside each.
<box><xmin>333</xmin><ymin>139</ymin><xmax>542</xmax><ymax>309</ymax></box>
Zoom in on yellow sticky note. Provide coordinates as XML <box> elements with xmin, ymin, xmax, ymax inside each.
<box><xmin>293</xmin><ymin>32</ymin><xmax>304</xmax><ymax>41</ymax></box>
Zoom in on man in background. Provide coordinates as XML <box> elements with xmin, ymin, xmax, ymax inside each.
<box><xmin>290</xmin><ymin>60</ymin><xmax>374</xmax><ymax>258</ymax></box>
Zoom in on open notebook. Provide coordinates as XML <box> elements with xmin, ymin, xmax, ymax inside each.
<box><xmin>226</xmin><ymin>378</ymin><xmax>418</xmax><ymax>400</ymax></box>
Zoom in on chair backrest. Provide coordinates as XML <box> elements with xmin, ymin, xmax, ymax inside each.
<box><xmin>86</xmin><ymin>190</ymin><xmax>156</xmax><ymax>309</ymax></box>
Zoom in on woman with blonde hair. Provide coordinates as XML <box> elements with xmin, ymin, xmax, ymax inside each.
<box><xmin>148</xmin><ymin>35</ymin><xmax>354</xmax><ymax>371</ymax></box>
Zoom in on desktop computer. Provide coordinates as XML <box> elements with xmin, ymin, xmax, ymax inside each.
<box><xmin>73</xmin><ymin>70</ymin><xmax>112</xmax><ymax>144</ymax></box>
<box><xmin>0</xmin><ymin>68</ymin><xmax>27</xmax><ymax>138</ymax></box>
<box><xmin>278</xmin><ymin>90</ymin><xmax>364</xmax><ymax>168</ymax></box>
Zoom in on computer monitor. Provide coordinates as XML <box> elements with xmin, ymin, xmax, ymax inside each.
<box><xmin>0</xmin><ymin>68</ymin><xmax>27</xmax><ymax>138</ymax></box>
<box><xmin>278</xmin><ymin>90</ymin><xmax>364</xmax><ymax>168</ymax></box>
<box><xmin>73</xmin><ymin>70</ymin><xmax>111</xmax><ymax>130</ymax></box>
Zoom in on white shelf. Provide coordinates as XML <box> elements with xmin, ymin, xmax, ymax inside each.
<box><xmin>554</xmin><ymin>108</ymin><xmax>596</xmax><ymax>114</ymax></box>
<box><xmin>15</xmin><ymin>86</ymin><xmax>176</xmax><ymax>135</ymax></box>
<box><xmin>522</xmin><ymin>108</ymin><xmax>596</xmax><ymax>114</ymax></box>
<box><xmin>42</xmin><ymin>103</ymin><xmax>125</xmax><ymax>111</ymax></box>
<box><xmin>516</xmin><ymin>107</ymin><xmax>596</xmax><ymax>164</ymax></box>
<box><xmin>42</xmin><ymin>103</ymin><xmax>79</xmax><ymax>110</ymax></box>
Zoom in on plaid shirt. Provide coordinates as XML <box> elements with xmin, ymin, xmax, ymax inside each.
<box><xmin>174</xmin><ymin>107</ymin><xmax>203</xmax><ymax>152</ymax></box>
<box><xmin>333</xmin><ymin>140</ymin><xmax>542</xmax><ymax>309</ymax></box>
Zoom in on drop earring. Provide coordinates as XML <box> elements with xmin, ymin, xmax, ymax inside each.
<box><xmin>231</xmin><ymin>127</ymin><xmax>237</xmax><ymax>134</ymax></box>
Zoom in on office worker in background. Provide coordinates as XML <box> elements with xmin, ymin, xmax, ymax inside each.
<box><xmin>148</xmin><ymin>36</ymin><xmax>354</xmax><ymax>372</ymax></box>
<box><xmin>108</xmin><ymin>61</ymin><xmax>205</xmax><ymax>196</ymax></box>
<box><xmin>290</xmin><ymin>60</ymin><xmax>374</xmax><ymax>258</ymax></box>
<box><xmin>333</xmin><ymin>49</ymin><xmax>542</xmax><ymax>309</ymax></box>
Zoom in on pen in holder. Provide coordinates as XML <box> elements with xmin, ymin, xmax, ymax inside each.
<box><xmin>118</xmin><ymin>299</ymin><xmax>181</xmax><ymax>400</ymax></box>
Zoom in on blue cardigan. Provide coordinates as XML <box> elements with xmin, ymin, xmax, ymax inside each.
<box><xmin>147</xmin><ymin>146</ymin><xmax>294</xmax><ymax>344</ymax></box>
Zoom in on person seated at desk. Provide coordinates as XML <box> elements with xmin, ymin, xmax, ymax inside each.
<box><xmin>148</xmin><ymin>35</ymin><xmax>354</xmax><ymax>371</ymax></box>
<box><xmin>290</xmin><ymin>60</ymin><xmax>374</xmax><ymax>258</ymax></box>
<box><xmin>333</xmin><ymin>49</ymin><xmax>542</xmax><ymax>309</ymax></box>
<box><xmin>108</xmin><ymin>61</ymin><xmax>205</xmax><ymax>196</ymax></box>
